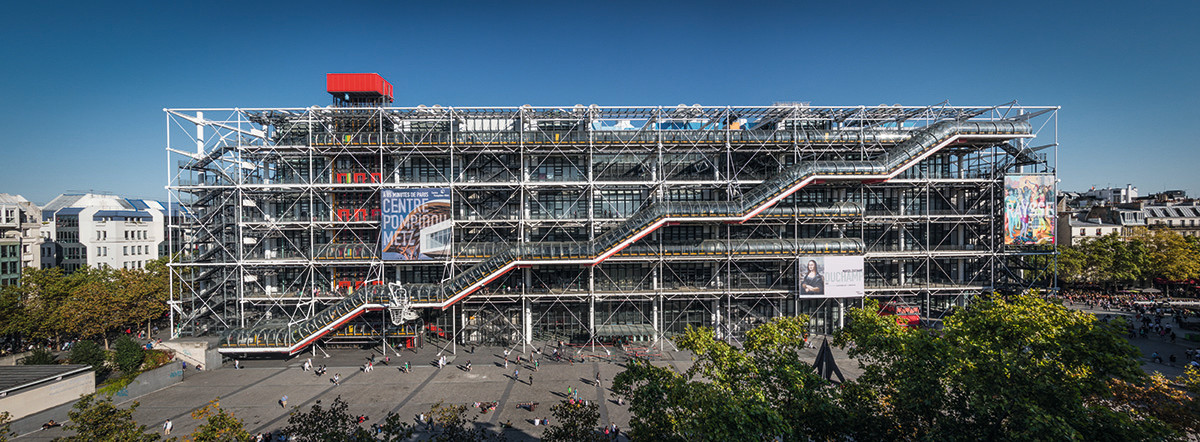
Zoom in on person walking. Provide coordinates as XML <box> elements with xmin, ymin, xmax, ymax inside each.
<box><xmin>163</xmin><ymin>419</ymin><xmax>172</xmax><ymax>435</ymax></box>
<box><xmin>595</xmin><ymin>372</ymin><xmax>602</xmax><ymax>388</ymax></box>
<box><xmin>234</xmin><ymin>359</ymin><xmax>240</xmax><ymax>369</ymax></box>
<box><xmin>513</xmin><ymin>368</ymin><xmax>519</xmax><ymax>381</ymax></box>
<box><xmin>528</xmin><ymin>373</ymin><xmax>533</xmax><ymax>386</ymax></box>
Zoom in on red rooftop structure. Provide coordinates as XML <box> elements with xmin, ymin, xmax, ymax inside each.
<box><xmin>326</xmin><ymin>73</ymin><xmax>394</xmax><ymax>106</ymax></box>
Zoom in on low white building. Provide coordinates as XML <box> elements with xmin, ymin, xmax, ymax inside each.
<box><xmin>1083</xmin><ymin>184</ymin><xmax>1138</xmax><ymax>205</ymax></box>
<box><xmin>1057</xmin><ymin>210</ymin><xmax>1123</xmax><ymax>245</ymax></box>
<box><xmin>41</xmin><ymin>194</ymin><xmax>168</xmax><ymax>272</ymax></box>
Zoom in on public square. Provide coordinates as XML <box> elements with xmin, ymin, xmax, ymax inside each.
<box><xmin>10</xmin><ymin>302</ymin><xmax>1197</xmax><ymax>440</ymax></box>
<box><xmin>9</xmin><ymin>339</ymin><xmax>860</xmax><ymax>440</ymax></box>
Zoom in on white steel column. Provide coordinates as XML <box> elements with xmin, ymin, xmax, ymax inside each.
<box><xmin>523</xmin><ymin>297</ymin><xmax>532</xmax><ymax>348</ymax></box>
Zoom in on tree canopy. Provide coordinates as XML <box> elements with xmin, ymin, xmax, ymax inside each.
<box><xmin>612</xmin><ymin>316</ymin><xmax>842</xmax><ymax>441</ymax></box>
<box><xmin>612</xmin><ymin>294</ymin><xmax>1198</xmax><ymax>440</ymax></box>
<box><xmin>56</xmin><ymin>394</ymin><xmax>160</xmax><ymax>442</ymax></box>
<box><xmin>188</xmin><ymin>398</ymin><xmax>252</xmax><ymax>442</ymax></box>
<box><xmin>1</xmin><ymin>257</ymin><xmax>172</xmax><ymax>347</ymax></box>
<box><xmin>1058</xmin><ymin>228</ymin><xmax>1200</xmax><ymax>287</ymax></box>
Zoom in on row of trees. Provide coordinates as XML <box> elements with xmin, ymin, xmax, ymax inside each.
<box><xmin>611</xmin><ymin>294</ymin><xmax>1200</xmax><ymax>440</ymax></box>
<box><xmin>1058</xmin><ymin>228</ymin><xmax>1200</xmax><ymax>288</ymax></box>
<box><xmin>0</xmin><ymin>257</ymin><xmax>172</xmax><ymax>349</ymax></box>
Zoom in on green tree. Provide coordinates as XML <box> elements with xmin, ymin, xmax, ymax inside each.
<box><xmin>1105</xmin><ymin>372</ymin><xmax>1200</xmax><ymax>436</ymax></box>
<box><xmin>422</xmin><ymin>401</ymin><xmax>503</xmax><ymax>442</ymax></box>
<box><xmin>187</xmin><ymin>398</ymin><xmax>251</xmax><ymax>442</ymax></box>
<box><xmin>541</xmin><ymin>400</ymin><xmax>604</xmax><ymax>442</ymax></box>
<box><xmin>281</xmin><ymin>395</ymin><xmax>367</xmax><ymax>441</ymax></box>
<box><xmin>56</xmin><ymin>394</ymin><xmax>161</xmax><ymax>442</ymax></box>
<box><xmin>21</xmin><ymin>347</ymin><xmax>57</xmax><ymax>365</ymax></box>
<box><xmin>9</xmin><ymin>267</ymin><xmax>82</xmax><ymax>342</ymax></box>
<box><xmin>69</xmin><ymin>340</ymin><xmax>109</xmax><ymax>379</ymax></box>
<box><xmin>1182</xmin><ymin>366</ymin><xmax>1200</xmax><ymax>394</ymax></box>
<box><xmin>1142</xmin><ymin>229</ymin><xmax>1200</xmax><ymax>282</ymax></box>
<box><xmin>838</xmin><ymin>294</ymin><xmax>1178</xmax><ymax>440</ymax></box>
<box><xmin>612</xmin><ymin>316</ymin><xmax>840</xmax><ymax>441</ymax></box>
<box><xmin>0</xmin><ymin>286</ymin><xmax>24</xmax><ymax>337</ymax></box>
<box><xmin>113</xmin><ymin>335</ymin><xmax>145</xmax><ymax>374</ymax></box>
<box><xmin>58</xmin><ymin>267</ymin><xmax>129</xmax><ymax>349</ymax></box>
<box><xmin>1055</xmin><ymin>245</ymin><xmax>1087</xmax><ymax>284</ymax></box>
<box><xmin>123</xmin><ymin>259</ymin><xmax>171</xmax><ymax>338</ymax></box>
<box><xmin>0</xmin><ymin>411</ymin><xmax>14</xmax><ymax>442</ymax></box>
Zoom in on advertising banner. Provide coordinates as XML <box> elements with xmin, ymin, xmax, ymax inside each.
<box><xmin>1004</xmin><ymin>175</ymin><xmax>1055</xmax><ymax>245</ymax></box>
<box><xmin>798</xmin><ymin>256</ymin><xmax>864</xmax><ymax>298</ymax></box>
<box><xmin>381</xmin><ymin>188</ymin><xmax>452</xmax><ymax>261</ymax></box>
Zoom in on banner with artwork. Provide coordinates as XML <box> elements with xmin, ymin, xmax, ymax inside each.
<box><xmin>1004</xmin><ymin>175</ymin><xmax>1055</xmax><ymax>245</ymax></box>
<box><xmin>381</xmin><ymin>188</ymin><xmax>452</xmax><ymax>260</ymax></box>
<box><xmin>798</xmin><ymin>256</ymin><xmax>864</xmax><ymax>298</ymax></box>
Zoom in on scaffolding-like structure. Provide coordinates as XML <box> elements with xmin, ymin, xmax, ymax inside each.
<box><xmin>165</xmin><ymin>99</ymin><xmax>1057</xmax><ymax>355</ymax></box>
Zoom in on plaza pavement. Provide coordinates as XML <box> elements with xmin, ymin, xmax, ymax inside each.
<box><xmin>19</xmin><ymin>305</ymin><xmax>1188</xmax><ymax>441</ymax></box>
<box><xmin>13</xmin><ymin>338</ymin><xmax>862</xmax><ymax>441</ymax></box>
<box><xmin>1072</xmin><ymin>305</ymin><xmax>1199</xmax><ymax>379</ymax></box>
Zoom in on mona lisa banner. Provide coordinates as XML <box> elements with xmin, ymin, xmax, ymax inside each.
<box><xmin>1004</xmin><ymin>175</ymin><xmax>1056</xmax><ymax>245</ymax></box>
<box><xmin>798</xmin><ymin>256</ymin><xmax>864</xmax><ymax>298</ymax></box>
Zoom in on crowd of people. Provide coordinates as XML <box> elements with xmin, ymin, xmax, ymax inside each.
<box><xmin>1049</xmin><ymin>288</ymin><xmax>1199</xmax><ymax>321</ymax></box>
<box><xmin>1048</xmin><ymin>288</ymin><xmax>1200</xmax><ymax>369</ymax></box>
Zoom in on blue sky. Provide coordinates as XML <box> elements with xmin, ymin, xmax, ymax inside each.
<box><xmin>1</xmin><ymin>0</ymin><xmax>1196</xmax><ymax>204</ymax></box>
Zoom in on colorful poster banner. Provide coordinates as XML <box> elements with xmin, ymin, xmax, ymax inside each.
<box><xmin>381</xmin><ymin>188</ymin><xmax>452</xmax><ymax>260</ymax></box>
<box><xmin>1004</xmin><ymin>175</ymin><xmax>1055</xmax><ymax>245</ymax></box>
<box><xmin>798</xmin><ymin>256</ymin><xmax>865</xmax><ymax>298</ymax></box>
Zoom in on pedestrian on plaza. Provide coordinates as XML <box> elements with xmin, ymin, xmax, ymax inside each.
<box><xmin>280</xmin><ymin>395</ymin><xmax>288</xmax><ymax>408</ymax></box>
<box><xmin>514</xmin><ymin>368</ymin><xmax>519</xmax><ymax>380</ymax></box>
<box><xmin>595</xmin><ymin>372</ymin><xmax>601</xmax><ymax>388</ymax></box>
<box><xmin>235</xmin><ymin>359</ymin><xmax>240</xmax><ymax>369</ymax></box>
<box><xmin>333</xmin><ymin>373</ymin><xmax>341</xmax><ymax>386</ymax></box>
<box><xmin>534</xmin><ymin>359</ymin><xmax>539</xmax><ymax>371</ymax></box>
<box><xmin>466</xmin><ymin>360</ymin><xmax>472</xmax><ymax>371</ymax></box>
<box><xmin>163</xmin><ymin>419</ymin><xmax>172</xmax><ymax>435</ymax></box>
<box><xmin>384</xmin><ymin>355</ymin><xmax>390</xmax><ymax>365</ymax></box>
<box><xmin>528</xmin><ymin>373</ymin><xmax>533</xmax><ymax>386</ymax></box>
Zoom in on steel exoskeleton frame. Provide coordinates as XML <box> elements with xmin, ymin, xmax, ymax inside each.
<box><xmin>165</xmin><ymin>103</ymin><xmax>1056</xmax><ymax>351</ymax></box>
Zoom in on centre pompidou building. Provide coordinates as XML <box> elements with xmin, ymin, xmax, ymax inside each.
<box><xmin>165</xmin><ymin>74</ymin><xmax>1057</xmax><ymax>355</ymax></box>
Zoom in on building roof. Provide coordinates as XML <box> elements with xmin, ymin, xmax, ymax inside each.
<box><xmin>1067</xmin><ymin>218</ymin><xmax>1121</xmax><ymax>228</ymax></box>
<box><xmin>1144</xmin><ymin>205</ymin><xmax>1200</xmax><ymax>218</ymax></box>
<box><xmin>0</xmin><ymin>194</ymin><xmax>31</xmax><ymax>205</ymax></box>
<box><xmin>0</xmin><ymin>365</ymin><xmax>92</xmax><ymax>395</ymax></box>
<box><xmin>41</xmin><ymin>194</ymin><xmax>167</xmax><ymax>220</ymax></box>
<box><xmin>93</xmin><ymin>210</ymin><xmax>152</xmax><ymax>221</ymax></box>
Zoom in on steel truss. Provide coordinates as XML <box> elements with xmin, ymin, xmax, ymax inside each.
<box><xmin>165</xmin><ymin>103</ymin><xmax>1056</xmax><ymax>349</ymax></box>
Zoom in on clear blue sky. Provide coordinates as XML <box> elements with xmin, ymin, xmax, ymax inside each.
<box><xmin>1</xmin><ymin>0</ymin><xmax>1196</xmax><ymax>204</ymax></box>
